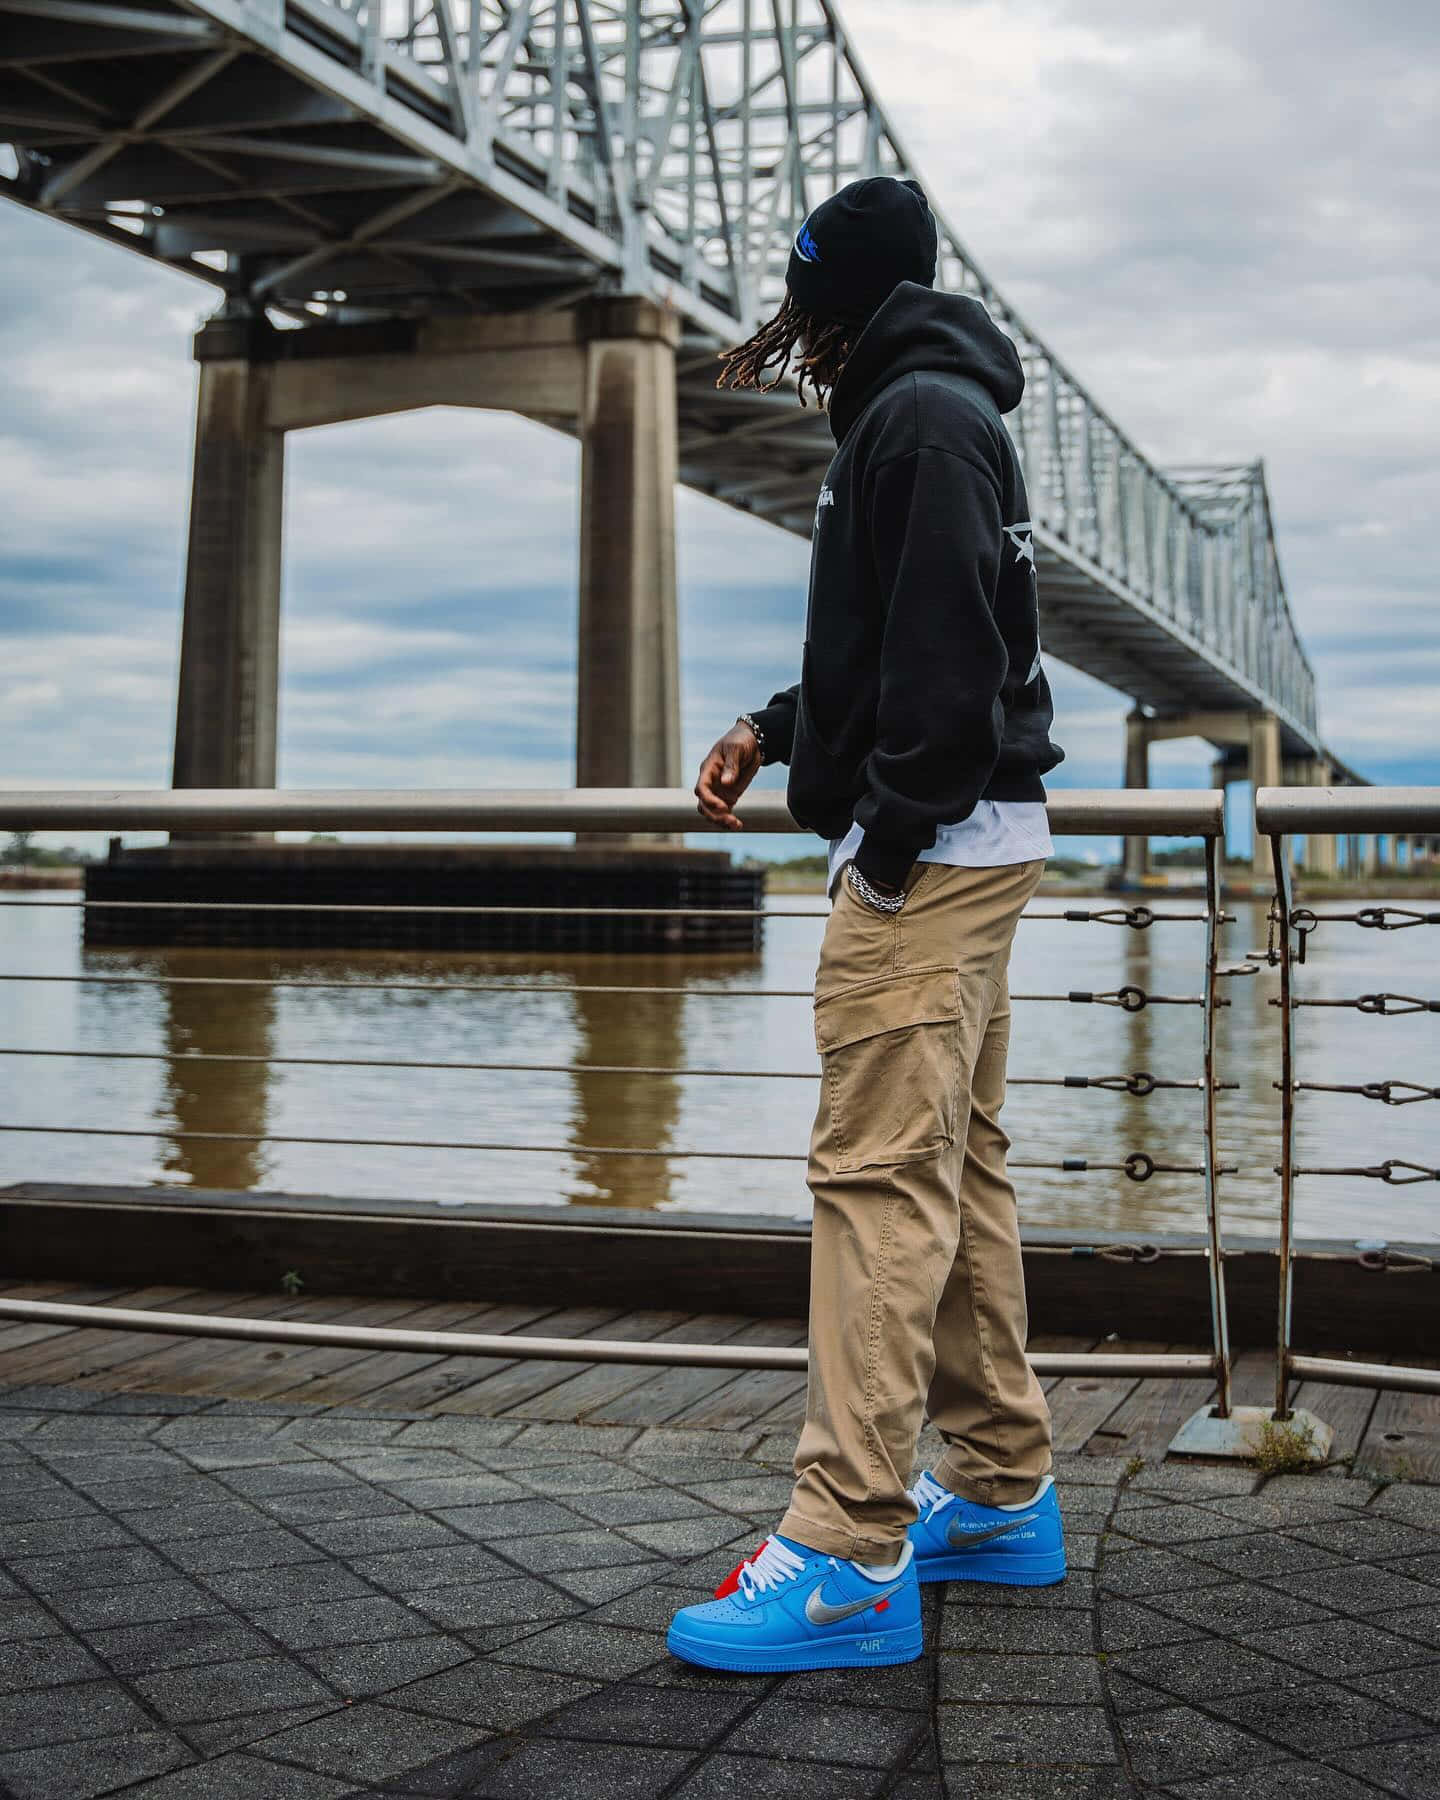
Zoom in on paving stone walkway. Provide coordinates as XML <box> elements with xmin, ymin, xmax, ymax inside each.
<box><xmin>0</xmin><ymin>1380</ymin><xmax>1436</xmax><ymax>1798</ymax></box>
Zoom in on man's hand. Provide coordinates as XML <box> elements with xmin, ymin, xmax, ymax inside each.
<box><xmin>694</xmin><ymin>720</ymin><xmax>762</xmax><ymax>831</ymax></box>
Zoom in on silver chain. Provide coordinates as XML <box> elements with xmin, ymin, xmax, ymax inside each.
<box><xmin>846</xmin><ymin>861</ymin><xmax>907</xmax><ymax>913</ymax></box>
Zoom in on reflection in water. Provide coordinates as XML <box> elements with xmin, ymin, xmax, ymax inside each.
<box><xmin>562</xmin><ymin>953</ymin><xmax>770</xmax><ymax>1209</ymax></box>
<box><xmin>567</xmin><ymin>961</ymin><xmax>684</xmax><ymax>1209</ymax></box>
<box><xmin>156</xmin><ymin>955</ymin><xmax>275</xmax><ymax>1192</ymax></box>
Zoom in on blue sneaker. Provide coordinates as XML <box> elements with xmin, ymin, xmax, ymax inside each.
<box><xmin>907</xmin><ymin>1470</ymin><xmax>1067</xmax><ymax>1586</ymax></box>
<box><xmin>666</xmin><ymin>1533</ymin><xmax>923</xmax><ymax>1673</ymax></box>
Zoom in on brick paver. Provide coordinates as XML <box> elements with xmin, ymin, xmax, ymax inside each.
<box><xmin>0</xmin><ymin>1381</ymin><xmax>1436</xmax><ymax>1796</ymax></box>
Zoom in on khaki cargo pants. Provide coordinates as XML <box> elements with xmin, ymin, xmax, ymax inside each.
<box><xmin>779</xmin><ymin>857</ymin><xmax>1053</xmax><ymax>1563</ymax></box>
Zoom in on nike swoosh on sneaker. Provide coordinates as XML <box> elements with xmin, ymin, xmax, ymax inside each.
<box><xmin>804</xmin><ymin>1580</ymin><xmax>905</xmax><ymax>1626</ymax></box>
<box><xmin>944</xmin><ymin>1512</ymin><xmax>1039</xmax><ymax>1550</ymax></box>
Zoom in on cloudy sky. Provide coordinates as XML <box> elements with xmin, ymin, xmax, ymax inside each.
<box><xmin>2</xmin><ymin>0</ymin><xmax>1436</xmax><ymax>863</ymax></box>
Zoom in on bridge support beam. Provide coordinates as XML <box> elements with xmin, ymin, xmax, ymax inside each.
<box><xmin>1126</xmin><ymin>708</ymin><xmax>1295</xmax><ymax>886</ymax></box>
<box><xmin>575</xmin><ymin>298</ymin><xmax>682</xmax><ymax>824</ymax></box>
<box><xmin>1122</xmin><ymin>709</ymin><xmax>1150</xmax><ymax>883</ymax></box>
<box><xmin>1305</xmin><ymin>758</ymin><xmax>1338</xmax><ymax>877</ymax></box>
<box><xmin>172</xmin><ymin>321</ymin><xmax>285</xmax><ymax>836</ymax></box>
<box><xmin>170</xmin><ymin>302</ymin><xmax>683</xmax><ymax>844</ymax></box>
<box><xmin>1248</xmin><ymin>712</ymin><xmax>1282</xmax><ymax>882</ymax></box>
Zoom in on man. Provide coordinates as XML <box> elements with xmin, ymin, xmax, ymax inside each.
<box><xmin>671</xmin><ymin>176</ymin><xmax>1068</xmax><ymax>1674</ymax></box>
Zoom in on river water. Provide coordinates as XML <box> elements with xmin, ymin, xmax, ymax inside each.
<box><xmin>1</xmin><ymin>885</ymin><xmax>1435</xmax><ymax>1244</ymax></box>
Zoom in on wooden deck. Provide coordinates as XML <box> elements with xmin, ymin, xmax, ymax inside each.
<box><xmin>1</xmin><ymin>1277</ymin><xmax>1434</xmax><ymax>1477</ymax></box>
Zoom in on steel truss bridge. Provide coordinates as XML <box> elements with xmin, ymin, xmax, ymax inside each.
<box><xmin>1</xmin><ymin>0</ymin><xmax>1335</xmax><ymax>762</ymax></box>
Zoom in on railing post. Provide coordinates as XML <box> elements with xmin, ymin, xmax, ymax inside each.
<box><xmin>1270</xmin><ymin>823</ymin><xmax>1297</xmax><ymax>1421</ymax></box>
<box><xmin>1202</xmin><ymin>836</ymin><xmax>1233</xmax><ymax>1417</ymax></box>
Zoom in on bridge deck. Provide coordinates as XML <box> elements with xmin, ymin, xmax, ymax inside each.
<box><xmin>1</xmin><ymin>1278</ymin><xmax>1432</xmax><ymax>1479</ymax></box>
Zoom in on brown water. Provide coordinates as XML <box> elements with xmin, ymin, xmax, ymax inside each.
<box><xmin>1</xmin><ymin>887</ymin><xmax>1435</xmax><ymax>1243</ymax></box>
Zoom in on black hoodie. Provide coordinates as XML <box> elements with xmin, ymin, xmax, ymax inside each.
<box><xmin>747</xmin><ymin>281</ymin><xmax>1065</xmax><ymax>890</ymax></box>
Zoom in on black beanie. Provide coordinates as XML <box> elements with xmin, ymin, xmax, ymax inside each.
<box><xmin>785</xmin><ymin>176</ymin><xmax>938</xmax><ymax>326</ymax></box>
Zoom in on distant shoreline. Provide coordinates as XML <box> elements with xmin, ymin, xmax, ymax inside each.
<box><xmin>0</xmin><ymin>867</ymin><xmax>83</xmax><ymax>890</ymax></box>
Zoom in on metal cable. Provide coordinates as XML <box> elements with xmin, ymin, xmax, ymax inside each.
<box><xmin>0</xmin><ymin>1120</ymin><xmax>1206</xmax><ymax>1176</ymax></box>
<box><xmin>0</xmin><ymin>972</ymin><xmax>1205</xmax><ymax>1006</ymax></box>
<box><xmin>0</xmin><ymin>971</ymin><xmax>817</xmax><ymax>998</ymax></box>
<box><xmin>0</xmin><ymin>896</ymin><xmax>1210</xmax><ymax>925</ymax></box>
<box><xmin>0</xmin><ymin>1051</ymin><xmax>1224</xmax><ymax>1087</ymax></box>
<box><xmin>0</xmin><ymin>1047</ymin><xmax>1211</xmax><ymax>1090</ymax></box>
<box><xmin>0</xmin><ymin>1046</ymin><xmax>820</xmax><ymax>1080</ymax></box>
<box><xmin>0</xmin><ymin>1122</ymin><xmax>802</xmax><ymax>1160</ymax></box>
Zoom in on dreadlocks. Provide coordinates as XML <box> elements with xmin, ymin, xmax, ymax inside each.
<box><xmin>715</xmin><ymin>292</ymin><xmax>853</xmax><ymax>411</ymax></box>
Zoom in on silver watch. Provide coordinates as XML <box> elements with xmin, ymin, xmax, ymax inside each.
<box><xmin>846</xmin><ymin>861</ymin><xmax>907</xmax><ymax>913</ymax></box>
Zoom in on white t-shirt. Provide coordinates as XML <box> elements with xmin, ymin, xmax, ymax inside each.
<box><xmin>827</xmin><ymin>801</ymin><xmax>1052</xmax><ymax>900</ymax></box>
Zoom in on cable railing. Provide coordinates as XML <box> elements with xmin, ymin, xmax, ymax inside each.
<box><xmin>0</xmin><ymin>786</ymin><xmax>1231</xmax><ymax>1396</ymax></box>
<box><xmin>1258</xmin><ymin>785</ymin><xmax>1440</xmax><ymax>1408</ymax></box>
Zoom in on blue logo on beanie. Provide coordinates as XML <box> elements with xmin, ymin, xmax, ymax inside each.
<box><xmin>794</xmin><ymin>222</ymin><xmax>821</xmax><ymax>264</ymax></box>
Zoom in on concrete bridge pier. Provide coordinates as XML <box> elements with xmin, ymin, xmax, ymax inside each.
<box><xmin>1301</xmin><ymin>757</ymin><xmax>1338</xmax><ymax>877</ymax></box>
<box><xmin>574</xmin><ymin>299</ymin><xmax>682</xmax><ymax>843</ymax></box>
<box><xmin>1121</xmin><ymin>708</ymin><xmax>1151</xmax><ymax>883</ymax></box>
<box><xmin>169</xmin><ymin>300</ymin><xmax>683</xmax><ymax>846</ymax></box>
<box><xmin>1120</xmin><ymin>707</ymin><xmax>1289</xmax><ymax>885</ymax></box>
<box><xmin>1247</xmin><ymin>713</ymin><xmax>1283</xmax><ymax>880</ymax></box>
<box><xmin>172</xmin><ymin>322</ymin><xmax>285</xmax><ymax>837</ymax></box>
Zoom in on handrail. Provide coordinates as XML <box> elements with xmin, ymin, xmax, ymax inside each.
<box><xmin>1257</xmin><ymin>787</ymin><xmax>1440</xmax><ymax>835</ymax></box>
<box><xmin>0</xmin><ymin>786</ymin><xmax>1224</xmax><ymax>837</ymax></box>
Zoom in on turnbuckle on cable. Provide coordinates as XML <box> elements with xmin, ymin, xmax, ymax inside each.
<box><xmin>1288</xmin><ymin>904</ymin><xmax>1440</xmax><ymax>963</ymax></box>
<box><xmin>1069</xmin><ymin>1242</ymin><xmax>1163</xmax><ymax>1264</ymax></box>
<box><xmin>1273</xmin><ymin>992</ymin><xmax>1440</xmax><ymax>1016</ymax></box>
<box><xmin>1056</xmin><ymin>1071</ymin><xmax>1235</xmax><ymax>1095</ymax></box>
<box><xmin>1290</xmin><ymin>1159</ymin><xmax>1440</xmax><ymax>1185</ymax></box>
<box><xmin>1065</xmin><ymin>1071</ymin><xmax>1160</xmax><ymax>1095</ymax></box>
<box><xmin>1295</xmin><ymin>1079</ymin><xmax>1440</xmax><ymax>1106</ymax></box>
<box><xmin>1355</xmin><ymin>1243</ymin><xmax>1436</xmax><ymax>1273</ymax></box>
<box><xmin>1062</xmin><ymin>905</ymin><xmax>1157</xmax><ymax>928</ymax></box>
<box><xmin>1045</xmin><ymin>1150</ymin><xmax>1220</xmax><ymax>1181</ymax></box>
<box><xmin>1063</xmin><ymin>984</ymin><xmax>1211</xmax><ymax>1011</ymax></box>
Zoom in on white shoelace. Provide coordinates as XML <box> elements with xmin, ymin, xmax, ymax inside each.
<box><xmin>913</xmin><ymin>1470</ymin><xmax>956</xmax><ymax>1520</ymax></box>
<box><xmin>736</xmin><ymin>1534</ymin><xmax>807</xmax><ymax>1600</ymax></box>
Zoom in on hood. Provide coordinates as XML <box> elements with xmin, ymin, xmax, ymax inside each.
<box><xmin>826</xmin><ymin>282</ymin><xmax>1025</xmax><ymax>444</ymax></box>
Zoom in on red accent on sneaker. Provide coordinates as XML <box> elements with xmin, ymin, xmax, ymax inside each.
<box><xmin>874</xmin><ymin>1598</ymin><xmax>890</xmax><ymax>1613</ymax></box>
<box><xmin>713</xmin><ymin>1543</ymin><xmax>767</xmax><ymax>1600</ymax></box>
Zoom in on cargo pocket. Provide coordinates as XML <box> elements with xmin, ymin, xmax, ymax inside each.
<box><xmin>813</xmin><ymin>968</ymin><xmax>963</xmax><ymax>1172</ymax></box>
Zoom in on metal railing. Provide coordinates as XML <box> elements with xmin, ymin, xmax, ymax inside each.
<box><xmin>1258</xmin><ymin>786</ymin><xmax>1440</xmax><ymax>1407</ymax></box>
<box><xmin>0</xmin><ymin>786</ymin><xmax>1233</xmax><ymax>1390</ymax></box>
